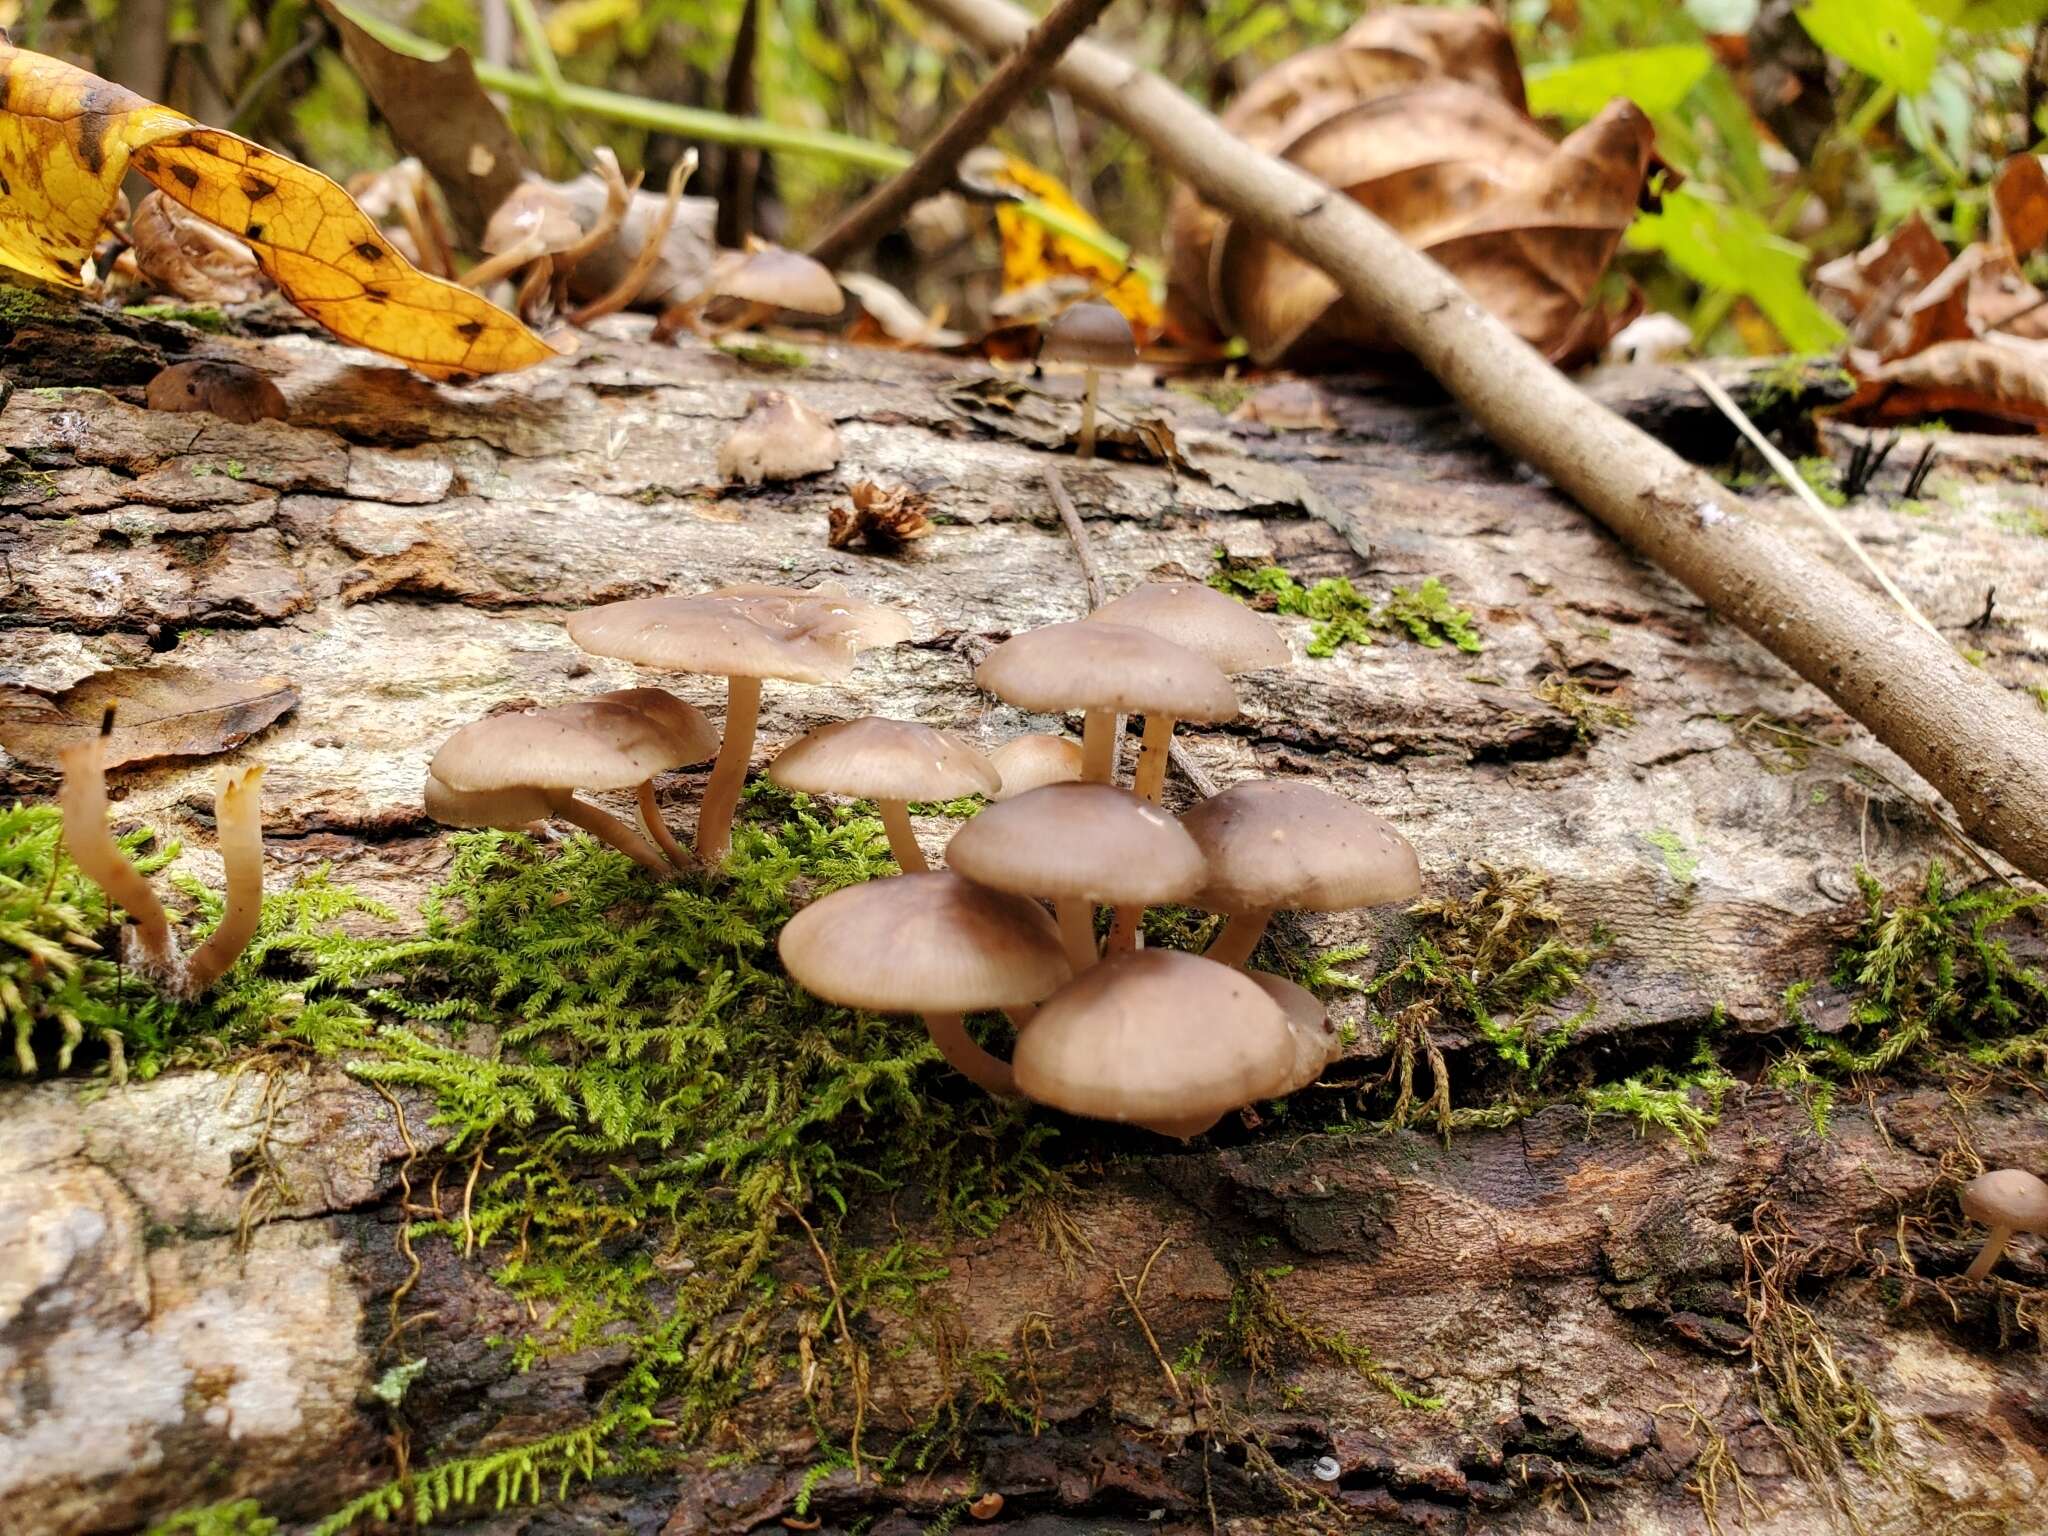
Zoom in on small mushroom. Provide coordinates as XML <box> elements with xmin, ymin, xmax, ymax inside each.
<box><xmin>145</xmin><ymin>360</ymin><xmax>288</xmax><ymax>425</ymax></box>
<box><xmin>716</xmin><ymin>390</ymin><xmax>843</xmax><ymax>485</ymax></box>
<box><xmin>567</xmin><ymin>585</ymin><xmax>912</xmax><ymax>864</ymax></box>
<box><xmin>1012</xmin><ymin>950</ymin><xmax>1295</xmax><ymax>1138</ymax></box>
<box><xmin>770</xmin><ymin>717</ymin><xmax>998</xmax><ymax>872</ymax></box>
<box><xmin>945</xmin><ymin>783</ymin><xmax>1205</xmax><ymax>971</ymax></box>
<box><xmin>711</xmin><ymin>244</ymin><xmax>844</xmax><ymax>316</ymax></box>
<box><xmin>1250</xmin><ymin>969</ymin><xmax>1339</xmax><ymax>1096</ymax></box>
<box><xmin>1040</xmin><ymin>301</ymin><xmax>1137</xmax><ymax>459</ymax></box>
<box><xmin>590</xmin><ymin>685</ymin><xmax>721</xmax><ymax>869</ymax></box>
<box><xmin>976</xmin><ymin>620</ymin><xmax>1237</xmax><ymax>787</ymax></box>
<box><xmin>989</xmin><ymin>733</ymin><xmax>1084</xmax><ymax>800</ymax></box>
<box><xmin>779</xmin><ymin>871</ymin><xmax>1073</xmax><ymax>1097</ymax></box>
<box><xmin>1229</xmin><ymin>379</ymin><xmax>1337</xmax><ymax>431</ymax></box>
<box><xmin>1959</xmin><ymin>1168</ymin><xmax>2048</xmax><ymax>1280</ymax></box>
<box><xmin>1182</xmin><ymin>779</ymin><xmax>1420</xmax><ymax>970</ymax></box>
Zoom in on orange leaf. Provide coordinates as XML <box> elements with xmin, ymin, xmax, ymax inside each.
<box><xmin>981</xmin><ymin>155</ymin><xmax>1161</xmax><ymax>339</ymax></box>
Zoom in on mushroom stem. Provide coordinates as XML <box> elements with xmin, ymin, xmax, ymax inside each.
<box><xmin>877</xmin><ymin>799</ymin><xmax>929</xmax><ymax>873</ymax></box>
<box><xmin>922</xmin><ymin>1011</ymin><xmax>1019</xmax><ymax>1097</ymax></box>
<box><xmin>1080</xmin><ymin>707</ymin><xmax>1117</xmax><ymax>784</ymax></box>
<box><xmin>636</xmin><ymin>780</ymin><xmax>694</xmax><ymax>870</ymax></box>
<box><xmin>545</xmin><ymin>791</ymin><xmax>675</xmax><ymax>878</ymax></box>
<box><xmin>1131</xmin><ymin>714</ymin><xmax>1177</xmax><ymax>804</ymax></box>
<box><xmin>1205</xmin><ymin>909</ymin><xmax>1273</xmax><ymax>970</ymax></box>
<box><xmin>56</xmin><ymin>738</ymin><xmax>179</xmax><ymax>981</ymax></box>
<box><xmin>1055</xmin><ymin>897</ymin><xmax>1098</xmax><ymax>971</ymax></box>
<box><xmin>1005</xmin><ymin>1003</ymin><xmax>1036</xmax><ymax>1029</ymax></box>
<box><xmin>1107</xmin><ymin>903</ymin><xmax>1144</xmax><ymax>954</ymax></box>
<box><xmin>1966</xmin><ymin>1225</ymin><xmax>2015</xmax><ymax>1280</ymax></box>
<box><xmin>184</xmin><ymin>765</ymin><xmax>265</xmax><ymax>996</ymax></box>
<box><xmin>1078</xmin><ymin>366</ymin><xmax>1100</xmax><ymax>459</ymax></box>
<box><xmin>698</xmin><ymin>675</ymin><xmax>763</xmax><ymax>865</ymax></box>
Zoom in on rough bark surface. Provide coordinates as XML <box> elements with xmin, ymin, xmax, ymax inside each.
<box><xmin>3</xmin><ymin>300</ymin><xmax>2047</xmax><ymax>1535</ymax></box>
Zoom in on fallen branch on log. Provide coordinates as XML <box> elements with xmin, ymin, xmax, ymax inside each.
<box><xmin>910</xmin><ymin>0</ymin><xmax>2048</xmax><ymax>884</ymax></box>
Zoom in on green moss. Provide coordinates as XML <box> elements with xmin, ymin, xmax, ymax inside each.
<box><xmin>121</xmin><ymin>303</ymin><xmax>232</xmax><ymax>334</ymax></box>
<box><xmin>716</xmin><ymin>336</ymin><xmax>812</xmax><ymax>369</ymax></box>
<box><xmin>2030</xmin><ymin>684</ymin><xmax>2048</xmax><ymax>714</ymax></box>
<box><xmin>1210</xmin><ymin>554</ymin><xmax>1483</xmax><ymax>657</ymax></box>
<box><xmin>1167</xmin><ymin>376</ymin><xmax>1253</xmax><ymax>416</ymax></box>
<box><xmin>1223</xmin><ymin>1266</ymin><xmax>1441</xmax><ymax>1411</ymax></box>
<box><xmin>144</xmin><ymin>1503</ymin><xmax>278</xmax><ymax>1536</ymax></box>
<box><xmin>1644</xmin><ymin>828</ymin><xmax>1699</xmax><ymax>887</ymax></box>
<box><xmin>1534</xmin><ymin>673</ymin><xmax>1633</xmax><ymax>742</ymax></box>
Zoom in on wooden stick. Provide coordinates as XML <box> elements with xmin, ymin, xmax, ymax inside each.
<box><xmin>808</xmin><ymin>0</ymin><xmax>1120</xmax><ymax>270</ymax></box>
<box><xmin>910</xmin><ymin>0</ymin><xmax>2048</xmax><ymax>882</ymax></box>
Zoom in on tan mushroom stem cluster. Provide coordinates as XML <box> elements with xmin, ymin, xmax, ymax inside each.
<box><xmin>1959</xmin><ymin>1168</ymin><xmax>2048</xmax><ymax>1279</ymax></box>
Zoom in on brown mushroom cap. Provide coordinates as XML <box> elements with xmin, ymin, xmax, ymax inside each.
<box><xmin>989</xmin><ymin>734</ymin><xmax>1085</xmax><ymax>800</ymax></box>
<box><xmin>430</xmin><ymin>700</ymin><xmax>698</xmax><ymax>794</ymax></box>
<box><xmin>715</xmin><ymin>390</ymin><xmax>843</xmax><ymax>485</ymax></box>
<box><xmin>1960</xmin><ymin>1169</ymin><xmax>2048</xmax><ymax>1233</ymax></box>
<box><xmin>567</xmin><ymin>587</ymin><xmax>911</xmax><ymax>684</ymax></box>
<box><xmin>945</xmin><ymin>783</ymin><xmax>1206</xmax><ymax>905</ymax></box>
<box><xmin>770</xmin><ymin>717</ymin><xmax>999</xmax><ymax>804</ymax></box>
<box><xmin>145</xmin><ymin>361</ymin><xmax>288</xmax><ymax>425</ymax></box>
<box><xmin>590</xmin><ymin>686</ymin><xmax>721</xmax><ymax>763</ymax></box>
<box><xmin>778</xmin><ymin>871</ymin><xmax>1073</xmax><ymax>1013</ymax></box>
<box><xmin>1183</xmin><ymin>779</ymin><xmax>1420</xmax><ymax>914</ymax></box>
<box><xmin>1250</xmin><ymin>969</ymin><xmax>1337</xmax><ymax>1095</ymax></box>
<box><xmin>1089</xmin><ymin>582</ymin><xmax>1290</xmax><ymax>675</ymax></box>
<box><xmin>713</xmin><ymin>245</ymin><xmax>844</xmax><ymax>314</ymax></box>
<box><xmin>1041</xmin><ymin>301</ymin><xmax>1138</xmax><ymax>369</ymax></box>
<box><xmin>482</xmin><ymin>178</ymin><xmax>584</xmax><ymax>256</ymax></box>
<box><xmin>976</xmin><ymin>622</ymin><xmax>1239</xmax><ymax>722</ymax></box>
<box><xmin>1013</xmin><ymin>950</ymin><xmax>1295</xmax><ymax>1133</ymax></box>
<box><xmin>424</xmin><ymin>772</ymin><xmax>551</xmax><ymax>829</ymax></box>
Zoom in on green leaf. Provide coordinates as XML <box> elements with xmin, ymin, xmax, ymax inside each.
<box><xmin>1628</xmin><ymin>188</ymin><xmax>1847</xmax><ymax>351</ymax></box>
<box><xmin>1527</xmin><ymin>45</ymin><xmax>1716</xmax><ymax>120</ymax></box>
<box><xmin>1954</xmin><ymin>0</ymin><xmax>2048</xmax><ymax>29</ymax></box>
<box><xmin>1797</xmin><ymin>0</ymin><xmax>1940</xmax><ymax>93</ymax></box>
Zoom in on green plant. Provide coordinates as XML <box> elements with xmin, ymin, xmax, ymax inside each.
<box><xmin>1209</xmin><ymin>556</ymin><xmax>1483</xmax><ymax>657</ymax></box>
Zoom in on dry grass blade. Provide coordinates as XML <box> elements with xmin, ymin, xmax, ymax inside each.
<box><xmin>570</xmin><ymin>153</ymin><xmax>695</xmax><ymax>326</ymax></box>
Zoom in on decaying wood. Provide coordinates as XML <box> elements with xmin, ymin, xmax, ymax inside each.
<box><xmin>911</xmin><ymin>0</ymin><xmax>2048</xmax><ymax>885</ymax></box>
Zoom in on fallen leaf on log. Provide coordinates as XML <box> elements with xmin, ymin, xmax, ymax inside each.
<box><xmin>961</xmin><ymin>149</ymin><xmax>1161</xmax><ymax>339</ymax></box>
<box><xmin>1846</xmin><ymin>335</ymin><xmax>2048</xmax><ymax>430</ymax></box>
<box><xmin>827</xmin><ymin>481</ymin><xmax>934</xmax><ymax>551</ymax></box>
<box><xmin>0</xmin><ymin>38</ymin><xmax>553</xmax><ymax>380</ymax></box>
<box><xmin>127</xmin><ymin>191</ymin><xmax>272</xmax><ymax>306</ymax></box>
<box><xmin>0</xmin><ymin>667</ymin><xmax>298</xmax><ymax>770</ymax></box>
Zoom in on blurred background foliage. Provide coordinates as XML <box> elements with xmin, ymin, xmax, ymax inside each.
<box><xmin>9</xmin><ymin>0</ymin><xmax>2048</xmax><ymax>354</ymax></box>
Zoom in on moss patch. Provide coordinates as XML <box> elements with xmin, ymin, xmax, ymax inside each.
<box><xmin>1210</xmin><ymin>553</ymin><xmax>1483</xmax><ymax>656</ymax></box>
<box><xmin>121</xmin><ymin>302</ymin><xmax>233</xmax><ymax>334</ymax></box>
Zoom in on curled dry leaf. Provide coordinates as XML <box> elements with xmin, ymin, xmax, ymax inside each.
<box><xmin>1165</xmin><ymin>8</ymin><xmax>1661</xmax><ymax>368</ymax></box>
<box><xmin>128</xmin><ymin>190</ymin><xmax>271</xmax><ymax>305</ymax></box>
<box><xmin>827</xmin><ymin>481</ymin><xmax>934</xmax><ymax>551</ymax></box>
<box><xmin>146</xmin><ymin>359</ymin><xmax>290</xmax><ymax>424</ymax></box>
<box><xmin>0</xmin><ymin>666</ymin><xmax>298</xmax><ymax>770</ymax></box>
<box><xmin>0</xmin><ymin>39</ymin><xmax>553</xmax><ymax>380</ymax></box>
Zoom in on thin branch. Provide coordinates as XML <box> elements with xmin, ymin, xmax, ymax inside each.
<box><xmin>1047</xmin><ymin>464</ymin><xmax>1106</xmax><ymax>609</ymax></box>
<box><xmin>809</xmin><ymin>0</ymin><xmax>1121</xmax><ymax>270</ymax></box>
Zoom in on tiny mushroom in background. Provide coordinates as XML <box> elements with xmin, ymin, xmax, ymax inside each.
<box><xmin>945</xmin><ymin>783</ymin><xmax>1206</xmax><ymax>971</ymax></box>
<box><xmin>1250</xmin><ymin>969</ymin><xmax>1340</xmax><ymax>1096</ymax></box>
<box><xmin>1040</xmin><ymin>300</ymin><xmax>1137</xmax><ymax>460</ymax></box>
<box><xmin>1183</xmin><ymin>779</ymin><xmax>1420</xmax><ymax>970</ymax></box>
<box><xmin>1959</xmin><ymin>1168</ymin><xmax>2048</xmax><ymax>1280</ymax></box>
<box><xmin>1229</xmin><ymin>378</ymin><xmax>1337</xmax><ymax>431</ymax></box>
<box><xmin>1087</xmin><ymin>582</ymin><xmax>1289</xmax><ymax>803</ymax></box>
<box><xmin>1013</xmin><ymin>950</ymin><xmax>1295</xmax><ymax>1138</ymax></box>
<box><xmin>976</xmin><ymin>620</ymin><xmax>1237</xmax><ymax>787</ymax></box>
<box><xmin>567</xmin><ymin>584</ymin><xmax>912</xmax><ymax>865</ymax></box>
<box><xmin>589</xmin><ymin>686</ymin><xmax>721</xmax><ymax>868</ymax></box>
<box><xmin>146</xmin><ymin>360</ymin><xmax>288</xmax><ymax>424</ymax></box>
<box><xmin>769</xmin><ymin>717</ymin><xmax>999</xmax><ymax>872</ymax></box>
<box><xmin>710</xmin><ymin>244</ymin><xmax>844</xmax><ymax>318</ymax></box>
<box><xmin>779</xmin><ymin>871</ymin><xmax>1073</xmax><ymax>1097</ymax></box>
<box><xmin>716</xmin><ymin>390</ymin><xmax>843</xmax><ymax>486</ymax></box>
<box><xmin>988</xmin><ymin>733</ymin><xmax>1085</xmax><ymax>800</ymax></box>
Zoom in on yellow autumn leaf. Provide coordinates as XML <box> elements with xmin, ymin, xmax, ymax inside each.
<box><xmin>986</xmin><ymin>156</ymin><xmax>1162</xmax><ymax>339</ymax></box>
<box><xmin>0</xmin><ymin>39</ymin><xmax>554</xmax><ymax>381</ymax></box>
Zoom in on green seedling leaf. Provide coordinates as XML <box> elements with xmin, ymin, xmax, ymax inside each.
<box><xmin>1797</xmin><ymin>0</ymin><xmax>1939</xmax><ymax>94</ymax></box>
<box><xmin>1527</xmin><ymin>45</ymin><xmax>1715</xmax><ymax>121</ymax></box>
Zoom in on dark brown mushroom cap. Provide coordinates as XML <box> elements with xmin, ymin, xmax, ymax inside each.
<box><xmin>976</xmin><ymin>621</ymin><xmax>1239</xmax><ymax>722</ymax></box>
<box><xmin>567</xmin><ymin>587</ymin><xmax>911</xmax><ymax>684</ymax></box>
<box><xmin>989</xmin><ymin>734</ymin><xmax>1085</xmax><ymax>800</ymax></box>
<box><xmin>424</xmin><ymin>772</ymin><xmax>551</xmax><ymax>829</ymax></box>
<box><xmin>145</xmin><ymin>361</ymin><xmax>288</xmax><ymax>425</ymax></box>
<box><xmin>1183</xmin><ymin>779</ymin><xmax>1419</xmax><ymax>914</ymax></box>
<box><xmin>946</xmin><ymin>783</ymin><xmax>1207</xmax><ymax>905</ymax></box>
<box><xmin>1041</xmin><ymin>301</ymin><xmax>1138</xmax><ymax>369</ymax></box>
<box><xmin>1960</xmin><ymin>1169</ymin><xmax>2048</xmax><ymax>1232</ymax></box>
<box><xmin>429</xmin><ymin>700</ymin><xmax>699</xmax><ymax>795</ymax></box>
<box><xmin>769</xmin><ymin>717</ymin><xmax>999</xmax><ymax>803</ymax></box>
<box><xmin>778</xmin><ymin>871</ymin><xmax>1073</xmax><ymax>1013</ymax></box>
<box><xmin>713</xmin><ymin>245</ymin><xmax>844</xmax><ymax>314</ymax></box>
<box><xmin>1013</xmin><ymin>950</ymin><xmax>1295</xmax><ymax>1130</ymax></box>
<box><xmin>1089</xmin><ymin>582</ymin><xmax>1290</xmax><ymax>675</ymax></box>
<box><xmin>590</xmin><ymin>687</ymin><xmax>720</xmax><ymax>764</ymax></box>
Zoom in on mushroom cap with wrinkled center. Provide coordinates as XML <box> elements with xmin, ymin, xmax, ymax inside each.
<box><xmin>430</xmin><ymin>700</ymin><xmax>698</xmax><ymax>795</ymax></box>
<box><xmin>568</xmin><ymin>587</ymin><xmax>911</xmax><ymax>684</ymax></box>
<box><xmin>1041</xmin><ymin>301</ymin><xmax>1138</xmax><ymax>369</ymax></box>
<box><xmin>1960</xmin><ymin>1168</ymin><xmax>2048</xmax><ymax>1232</ymax></box>
<box><xmin>715</xmin><ymin>391</ymin><xmax>843</xmax><ymax>486</ymax></box>
<box><xmin>976</xmin><ymin>622</ymin><xmax>1239</xmax><ymax>722</ymax></box>
<box><xmin>945</xmin><ymin>783</ymin><xmax>1206</xmax><ymax>905</ymax></box>
<box><xmin>482</xmin><ymin>178</ymin><xmax>584</xmax><ymax>256</ymax></box>
<box><xmin>591</xmin><ymin>687</ymin><xmax>721</xmax><ymax>764</ymax></box>
<box><xmin>779</xmin><ymin>871</ymin><xmax>1073</xmax><ymax>1013</ymax></box>
<box><xmin>1250</xmin><ymin>969</ymin><xmax>1337</xmax><ymax>1095</ymax></box>
<box><xmin>713</xmin><ymin>246</ymin><xmax>844</xmax><ymax>314</ymax></box>
<box><xmin>770</xmin><ymin>717</ymin><xmax>999</xmax><ymax>803</ymax></box>
<box><xmin>1014</xmin><ymin>950</ymin><xmax>1295</xmax><ymax>1131</ymax></box>
<box><xmin>1184</xmin><ymin>779</ymin><xmax>1420</xmax><ymax>914</ymax></box>
<box><xmin>989</xmin><ymin>733</ymin><xmax>1085</xmax><ymax>800</ymax></box>
<box><xmin>424</xmin><ymin>773</ymin><xmax>551</xmax><ymax>829</ymax></box>
<box><xmin>1089</xmin><ymin>582</ymin><xmax>1290</xmax><ymax>675</ymax></box>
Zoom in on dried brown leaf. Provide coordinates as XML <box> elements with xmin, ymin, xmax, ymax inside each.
<box><xmin>0</xmin><ymin>666</ymin><xmax>297</xmax><ymax>770</ymax></box>
<box><xmin>1846</xmin><ymin>336</ymin><xmax>2048</xmax><ymax>431</ymax></box>
<box><xmin>827</xmin><ymin>481</ymin><xmax>934</xmax><ymax>552</ymax></box>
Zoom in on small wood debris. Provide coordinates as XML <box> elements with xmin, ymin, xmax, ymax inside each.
<box><xmin>827</xmin><ymin>481</ymin><xmax>933</xmax><ymax>553</ymax></box>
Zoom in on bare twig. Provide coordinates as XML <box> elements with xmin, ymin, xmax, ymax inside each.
<box><xmin>809</xmin><ymin>0</ymin><xmax>1120</xmax><ymax>270</ymax></box>
<box><xmin>1112</xmin><ymin>1236</ymin><xmax>1187</xmax><ymax>1409</ymax></box>
<box><xmin>783</xmin><ymin>1201</ymin><xmax>868</xmax><ymax>1483</ymax></box>
<box><xmin>1046</xmin><ymin>464</ymin><xmax>1106</xmax><ymax>609</ymax></box>
<box><xmin>569</xmin><ymin>152</ymin><xmax>695</xmax><ymax>326</ymax></box>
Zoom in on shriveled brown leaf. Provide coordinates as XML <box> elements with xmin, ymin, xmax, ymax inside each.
<box><xmin>826</xmin><ymin>481</ymin><xmax>935</xmax><ymax>552</ymax></box>
<box><xmin>1814</xmin><ymin>211</ymin><xmax>1950</xmax><ymax>353</ymax></box>
<box><xmin>0</xmin><ymin>666</ymin><xmax>297</xmax><ymax>770</ymax></box>
<box><xmin>128</xmin><ymin>190</ymin><xmax>271</xmax><ymax>305</ymax></box>
<box><xmin>1994</xmin><ymin>153</ymin><xmax>2048</xmax><ymax>259</ymax></box>
<box><xmin>1846</xmin><ymin>336</ymin><xmax>2048</xmax><ymax>431</ymax></box>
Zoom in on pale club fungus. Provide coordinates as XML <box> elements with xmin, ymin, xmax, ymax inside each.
<box><xmin>1959</xmin><ymin>1168</ymin><xmax>2048</xmax><ymax>1280</ymax></box>
<box><xmin>716</xmin><ymin>390</ymin><xmax>843</xmax><ymax>486</ymax></box>
<box><xmin>567</xmin><ymin>584</ymin><xmax>911</xmax><ymax>864</ymax></box>
<box><xmin>779</xmin><ymin>871</ymin><xmax>1072</xmax><ymax>1097</ymax></box>
<box><xmin>988</xmin><ymin>733</ymin><xmax>1085</xmax><ymax>799</ymax></box>
<box><xmin>57</xmin><ymin>718</ymin><xmax>267</xmax><ymax>998</ymax></box>
<box><xmin>1040</xmin><ymin>301</ymin><xmax>1137</xmax><ymax>460</ymax></box>
<box><xmin>1182</xmin><ymin>779</ymin><xmax>1420</xmax><ymax>970</ymax></box>
<box><xmin>769</xmin><ymin>717</ymin><xmax>999</xmax><ymax>872</ymax></box>
<box><xmin>427</xmin><ymin>696</ymin><xmax>716</xmax><ymax>878</ymax></box>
